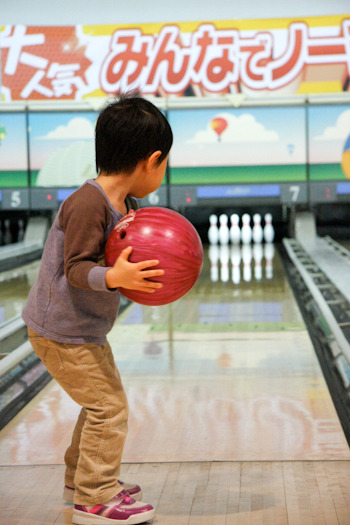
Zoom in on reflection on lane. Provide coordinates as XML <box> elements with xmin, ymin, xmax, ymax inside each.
<box><xmin>208</xmin><ymin>243</ymin><xmax>275</xmax><ymax>284</ymax></box>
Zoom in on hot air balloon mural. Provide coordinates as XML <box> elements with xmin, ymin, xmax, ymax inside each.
<box><xmin>0</xmin><ymin>125</ymin><xmax>6</xmax><ymax>146</ymax></box>
<box><xmin>210</xmin><ymin>117</ymin><xmax>228</xmax><ymax>141</ymax></box>
<box><xmin>341</xmin><ymin>134</ymin><xmax>350</xmax><ymax>179</ymax></box>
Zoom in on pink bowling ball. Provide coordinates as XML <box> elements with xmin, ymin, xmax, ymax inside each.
<box><xmin>105</xmin><ymin>207</ymin><xmax>203</xmax><ymax>306</ymax></box>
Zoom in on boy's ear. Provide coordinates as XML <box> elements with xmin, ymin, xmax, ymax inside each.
<box><xmin>146</xmin><ymin>150</ymin><xmax>162</xmax><ymax>172</ymax></box>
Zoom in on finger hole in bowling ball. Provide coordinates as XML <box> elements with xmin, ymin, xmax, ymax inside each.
<box><xmin>120</xmin><ymin>231</ymin><xmax>126</xmax><ymax>239</ymax></box>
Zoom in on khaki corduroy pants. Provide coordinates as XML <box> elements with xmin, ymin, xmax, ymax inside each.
<box><xmin>27</xmin><ymin>327</ymin><xmax>128</xmax><ymax>505</ymax></box>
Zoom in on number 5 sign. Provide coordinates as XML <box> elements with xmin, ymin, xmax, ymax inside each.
<box><xmin>1</xmin><ymin>189</ymin><xmax>29</xmax><ymax>210</ymax></box>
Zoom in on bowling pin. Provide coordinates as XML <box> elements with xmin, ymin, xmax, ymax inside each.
<box><xmin>264</xmin><ymin>242</ymin><xmax>275</xmax><ymax>279</ymax></box>
<box><xmin>219</xmin><ymin>244</ymin><xmax>230</xmax><ymax>282</ymax></box>
<box><xmin>241</xmin><ymin>213</ymin><xmax>252</xmax><ymax>244</ymax></box>
<box><xmin>209</xmin><ymin>244</ymin><xmax>220</xmax><ymax>282</ymax></box>
<box><xmin>4</xmin><ymin>219</ymin><xmax>12</xmax><ymax>244</ymax></box>
<box><xmin>242</xmin><ymin>244</ymin><xmax>252</xmax><ymax>282</ymax></box>
<box><xmin>230</xmin><ymin>245</ymin><xmax>241</xmax><ymax>284</ymax></box>
<box><xmin>252</xmin><ymin>213</ymin><xmax>263</xmax><ymax>244</ymax></box>
<box><xmin>229</xmin><ymin>214</ymin><xmax>241</xmax><ymax>245</ymax></box>
<box><xmin>17</xmin><ymin>219</ymin><xmax>25</xmax><ymax>242</ymax></box>
<box><xmin>264</xmin><ymin>213</ymin><xmax>275</xmax><ymax>243</ymax></box>
<box><xmin>253</xmin><ymin>243</ymin><xmax>263</xmax><ymax>280</ymax></box>
<box><xmin>219</xmin><ymin>214</ymin><xmax>230</xmax><ymax>245</ymax></box>
<box><xmin>208</xmin><ymin>214</ymin><xmax>219</xmax><ymax>244</ymax></box>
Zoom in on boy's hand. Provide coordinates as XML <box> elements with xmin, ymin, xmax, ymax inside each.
<box><xmin>105</xmin><ymin>246</ymin><xmax>164</xmax><ymax>292</ymax></box>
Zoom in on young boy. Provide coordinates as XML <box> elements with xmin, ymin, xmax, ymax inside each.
<box><xmin>23</xmin><ymin>93</ymin><xmax>173</xmax><ymax>525</ymax></box>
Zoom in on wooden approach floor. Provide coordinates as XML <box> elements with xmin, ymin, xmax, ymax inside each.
<box><xmin>1</xmin><ymin>246</ymin><xmax>350</xmax><ymax>524</ymax></box>
<box><xmin>1</xmin><ymin>462</ymin><xmax>350</xmax><ymax>524</ymax></box>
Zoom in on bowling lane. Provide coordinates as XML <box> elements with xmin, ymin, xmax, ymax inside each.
<box><xmin>0</xmin><ymin>244</ymin><xmax>349</xmax><ymax>465</ymax></box>
<box><xmin>0</xmin><ymin>261</ymin><xmax>40</xmax><ymax>323</ymax></box>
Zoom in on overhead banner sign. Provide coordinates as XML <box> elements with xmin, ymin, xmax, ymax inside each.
<box><xmin>1</xmin><ymin>15</ymin><xmax>349</xmax><ymax>101</ymax></box>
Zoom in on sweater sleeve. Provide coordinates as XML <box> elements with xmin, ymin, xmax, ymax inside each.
<box><xmin>59</xmin><ymin>185</ymin><xmax>111</xmax><ymax>291</ymax></box>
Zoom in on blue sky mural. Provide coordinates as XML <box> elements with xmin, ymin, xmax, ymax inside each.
<box><xmin>0</xmin><ymin>113</ymin><xmax>27</xmax><ymax>170</ymax></box>
<box><xmin>169</xmin><ymin>106</ymin><xmax>307</xmax><ymax>168</ymax></box>
<box><xmin>28</xmin><ymin>112</ymin><xmax>96</xmax><ymax>169</ymax></box>
<box><xmin>308</xmin><ymin>104</ymin><xmax>350</xmax><ymax>165</ymax></box>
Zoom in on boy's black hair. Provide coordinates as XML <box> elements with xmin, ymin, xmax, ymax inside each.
<box><xmin>95</xmin><ymin>92</ymin><xmax>173</xmax><ymax>175</ymax></box>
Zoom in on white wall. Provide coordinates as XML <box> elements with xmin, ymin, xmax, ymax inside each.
<box><xmin>1</xmin><ymin>0</ymin><xmax>350</xmax><ymax>25</ymax></box>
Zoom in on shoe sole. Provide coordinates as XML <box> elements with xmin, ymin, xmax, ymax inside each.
<box><xmin>72</xmin><ymin>507</ymin><xmax>155</xmax><ymax>525</ymax></box>
<box><xmin>63</xmin><ymin>487</ymin><xmax>143</xmax><ymax>503</ymax></box>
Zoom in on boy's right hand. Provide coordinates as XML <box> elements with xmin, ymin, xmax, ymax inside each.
<box><xmin>105</xmin><ymin>246</ymin><xmax>165</xmax><ymax>292</ymax></box>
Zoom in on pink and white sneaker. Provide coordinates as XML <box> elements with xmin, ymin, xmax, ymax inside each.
<box><xmin>72</xmin><ymin>490</ymin><xmax>155</xmax><ymax>524</ymax></box>
<box><xmin>63</xmin><ymin>481</ymin><xmax>142</xmax><ymax>503</ymax></box>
